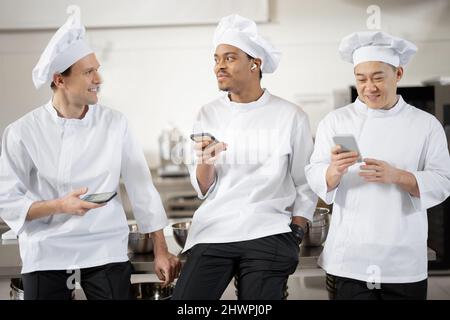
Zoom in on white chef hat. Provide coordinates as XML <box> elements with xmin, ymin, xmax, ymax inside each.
<box><xmin>32</xmin><ymin>9</ymin><xmax>93</xmax><ymax>89</ymax></box>
<box><xmin>338</xmin><ymin>31</ymin><xmax>417</xmax><ymax>67</ymax></box>
<box><xmin>213</xmin><ymin>14</ymin><xmax>281</xmax><ymax>73</ymax></box>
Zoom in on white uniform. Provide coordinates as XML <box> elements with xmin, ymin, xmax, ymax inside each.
<box><xmin>183</xmin><ymin>89</ymin><xmax>317</xmax><ymax>252</ymax></box>
<box><xmin>0</xmin><ymin>102</ymin><xmax>168</xmax><ymax>273</ymax></box>
<box><xmin>305</xmin><ymin>96</ymin><xmax>450</xmax><ymax>283</ymax></box>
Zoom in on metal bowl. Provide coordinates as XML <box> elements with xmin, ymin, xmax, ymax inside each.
<box><xmin>301</xmin><ymin>207</ymin><xmax>331</xmax><ymax>247</ymax></box>
<box><xmin>10</xmin><ymin>278</ymin><xmax>24</xmax><ymax>300</ymax></box>
<box><xmin>9</xmin><ymin>278</ymin><xmax>75</xmax><ymax>300</ymax></box>
<box><xmin>128</xmin><ymin>224</ymin><xmax>153</xmax><ymax>254</ymax></box>
<box><xmin>131</xmin><ymin>282</ymin><xmax>174</xmax><ymax>300</ymax></box>
<box><xmin>172</xmin><ymin>221</ymin><xmax>191</xmax><ymax>248</ymax></box>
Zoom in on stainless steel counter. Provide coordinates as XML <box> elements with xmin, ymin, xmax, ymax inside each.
<box><xmin>130</xmin><ymin>238</ymin><xmax>324</xmax><ymax>274</ymax></box>
<box><xmin>0</xmin><ymin>240</ymin><xmax>21</xmax><ymax>278</ymax></box>
<box><xmin>0</xmin><ymin>224</ymin><xmax>323</xmax><ymax>278</ymax></box>
<box><xmin>0</xmin><ymin>223</ymin><xmax>437</xmax><ymax>278</ymax></box>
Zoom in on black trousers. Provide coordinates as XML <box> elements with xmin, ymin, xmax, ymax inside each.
<box><xmin>172</xmin><ymin>232</ymin><xmax>300</xmax><ymax>300</ymax></box>
<box><xmin>333</xmin><ymin>275</ymin><xmax>428</xmax><ymax>300</ymax></box>
<box><xmin>22</xmin><ymin>261</ymin><xmax>134</xmax><ymax>300</ymax></box>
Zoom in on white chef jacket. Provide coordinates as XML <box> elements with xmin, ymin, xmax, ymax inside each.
<box><xmin>0</xmin><ymin>101</ymin><xmax>168</xmax><ymax>273</ymax></box>
<box><xmin>305</xmin><ymin>96</ymin><xmax>450</xmax><ymax>283</ymax></box>
<box><xmin>183</xmin><ymin>89</ymin><xmax>317</xmax><ymax>252</ymax></box>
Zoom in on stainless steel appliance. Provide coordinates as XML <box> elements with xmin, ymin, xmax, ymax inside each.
<box><xmin>128</xmin><ymin>224</ymin><xmax>153</xmax><ymax>254</ymax></box>
<box><xmin>301</xmin><ymin>207</ymin><xmax>331</xmax><ymax>247</ymax></box>
<box><xmin>166</xmin><ymin>194</ymin><xmax>202</xmax><ymax>218</ymax></box>
<box><xmin>131</xmin><ymin>282</ymin><xmax>174</xmax><ymax>300</ymax></box>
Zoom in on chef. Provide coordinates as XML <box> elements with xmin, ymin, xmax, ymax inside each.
<box><xmin>305</xmin><ymin>31</ymin><xmax>450</xmax><ymax>299</ymax></box>
<box><xmin>0</xmin><ymin>11</ymin><xmax>180</xmax><ymax>299</ymax></box>
<box><xmin>172</xmin><ymin>14</ymin><xmax>317</xmax><ymax>300</ymax></box>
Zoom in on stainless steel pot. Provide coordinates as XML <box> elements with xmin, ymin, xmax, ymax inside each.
<box><xmin>172</xmin><ymin>221</ymin><xmax>191</xmax><ymax>248</ymax></box>
<box><xmin>301</xmin><ymin>207</ymin><xmax>331</xmax><ymax>247</ymax></box>
<box><xmin>10</xmin><ymin>278</ymin><xmax>75</xmax><ymax>300</ymax></box>
<box><xmin>10</xmin><ymin>278</ymin><xmax>24</xmax><ymax>300</ymax></box>
<box><xmin>128</xmin><ymin>224</ymin><xmax>153</xmax><ymax>254</ymax></box>
<box><xmin>131</xmin><ymin>282</ymin><xmax>174</xmax><ymax>300</ymax></box>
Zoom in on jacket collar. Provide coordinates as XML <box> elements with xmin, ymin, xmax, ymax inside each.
<box><xmin>222</xmin><ymin>88</ymin><xmax>271</xmax><ymax>112</ymax></box>
<box><xmin>44</xmin><ymin>100</ymin><xmax>94</xmax><ymax>127</ymax></box>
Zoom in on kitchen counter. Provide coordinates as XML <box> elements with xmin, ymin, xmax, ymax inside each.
<box><xmin>130</xmin><ymin>238</ymin><xmax>324</xmax><ymax>274</ymax></box>
<box><xmin>0</xmin><ymin>222</ymin><xmax>437</xmax><ymax>278</ymax></box>
<box><xmin>0</xmin><ymin>222</ymin><xmax>323</xmax><ymax>278</ymax></box>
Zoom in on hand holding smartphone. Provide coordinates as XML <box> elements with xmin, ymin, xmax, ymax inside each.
<box><xmin>190</xmin><ymin>132</ymin><xmax>220</xmax><ymax>151</ymax></box>
<box><xmin>191</xmin><ymin>132</ymin><xmax>227</xmax><ymax>165</ymax></box>
<box><xmin>190</xmin><ymin>132</ymin><xmax>217</xmax><ymax>143</ymax></box>
<box><xmin>332</xmin><ymin>134</ymin><xmax>362</xmax><ymax>162</ymax></box>
<box><xmin>81</xmin><ymin>191</ymin><xmax>117</xmax><ymax>204</ymax></box>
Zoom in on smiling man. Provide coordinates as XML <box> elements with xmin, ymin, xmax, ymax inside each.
<box><xmin>172</xmin><ymin>14</ymin><xmax>317</xmax><ymax>300</ymax></box>
<box><xmin>305</xmin><ymin>31</ymin><xmax>450</xmax><ymax>299</ymax></box>
<box><xmin>0</xmin><ymin>12</ymin><xmax>180</xmax><ymax>299</ymax></box>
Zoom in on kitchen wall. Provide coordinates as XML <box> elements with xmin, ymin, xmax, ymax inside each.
<box><xmin>1</xmin><ymin>0</ymin><xmax>450</xmax><ymax>167</ymax></box>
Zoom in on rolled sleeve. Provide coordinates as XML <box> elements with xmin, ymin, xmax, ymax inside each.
<box><xmin>305</xmin><ymin>115</ymin><xmax>338</xmax><ymax>205</ymax></box>
<box><xmin>0</xmin><ymin>127</ymin><xmax>35</xmax><ymax>235</ymax></box>
<box><xmin>120</xmin><ymin>119</ymin><xmax>168</xmax><ymax>233</ymax></box>
<box><xmin>1</xmin><ymin>197</ymin><xmax>33</xmax><ymax>235</ymax></box>
<box><xmin>409</xmin><ymin>119</ymin><xmax>450</xmax><ymax>212</ymax></box>
<box><xmin>189</xmin><ymin>164</ymin><xmax>217</xmax><ymax>200</ymax></box>
<box><xmin>410</xmin><ymin>170</ymin><xmax>450</xmax><ymax>212</ymax></box>
<box><xmin>305</xmin><ymin>163</ymin><xmax>337</xmax><ymax>205</ymax></box>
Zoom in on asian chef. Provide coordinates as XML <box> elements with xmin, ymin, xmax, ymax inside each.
<box><xmin>305</xmin><ymin>31</ymin><xmax>450</xmax><ymax>300</ymax></box>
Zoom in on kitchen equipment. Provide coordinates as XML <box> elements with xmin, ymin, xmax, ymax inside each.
<box><xmin>10</xmin><ymin>278</ymin><xmax>24</xmax><ymax>300</ymax></box>
<box><xmin>325</xmin><ymin>273</ymin><xmax>337</xmax><ymax>300</ymax></box>
<box><xmin>172</xmin><ymin>221</ymin><xmax>191</xmax><ymax>248</ymax></box>
<box><xmin>131</xmin><ymin>282</ymin><xmax>174</xmax><ymax>300</ymax></box>
<box><xmin>9</xmin><ymin>278</ymin><xmax>75</xmax><ymax>300</ymax></box>
<box><xmin>128</xmin><ymin>224</ymin><xmax>153</xmax><ymax>254</ymax></box>
<box><xmin>166</xmin><ymin>194</ymin><xmax>202</xmax><ymax>218</ymax></box>
<box><xmin>301</xmin><ymin>207</ymin><xmax>331</xmax><ymax>247</ymax></box>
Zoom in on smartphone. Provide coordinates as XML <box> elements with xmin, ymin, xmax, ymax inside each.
<box><xmin>81</xmin><ymin>192</ymin><xmax>117</xmax><ymax>204</ymax></box>
<box><xmin>190</xmin><ymin>132</ymin><xmax>217</xmax><ymax>143</ymax></box>
<box><xmin>332</xmin><ymin>134</ymin><xmax>362</xmax><ymax>162</ymax></box>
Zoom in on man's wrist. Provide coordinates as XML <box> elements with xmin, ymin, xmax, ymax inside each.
<box><xmin>326</xmin><ymin>167</ymin><xmax>341</xmax><ymax>191</ymax></box>
<box><xmin>151</xmin><ymin>230</ymin><xmax>169</xmax><ymax>254</ymax></box>
<box><xmin>52</xmin><ymin>199</ymin><xmax>63</xmax><ymax>214</ymax></box>
<box><xmin>291</xmin><ymin>222</ymin><xmax>308</xmax><ymax>234</ymax></box>
<box><xmin>291</xmin><ymin>216</ymin><xmax>308</xmax><ymax>230</ymax></box>
<box><xmin>395</xmin><ymin>169</ymin><xmax>420</xmax><ymax>197</ymax></box>
<box><xmin>290</xmin><ymin>222</ymin><xmax>307</xmax><ymax>244</ymax></box>
<box><xmin>394</xmin><ymin>168</ymin><xmax>408</xmax><ymax>185</ymax></box>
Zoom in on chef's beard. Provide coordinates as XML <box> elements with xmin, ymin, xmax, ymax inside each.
<box><xmin>218</xmin><ymin>83</ymin><xmax>230</xmax><ymax>92</ymax></box>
